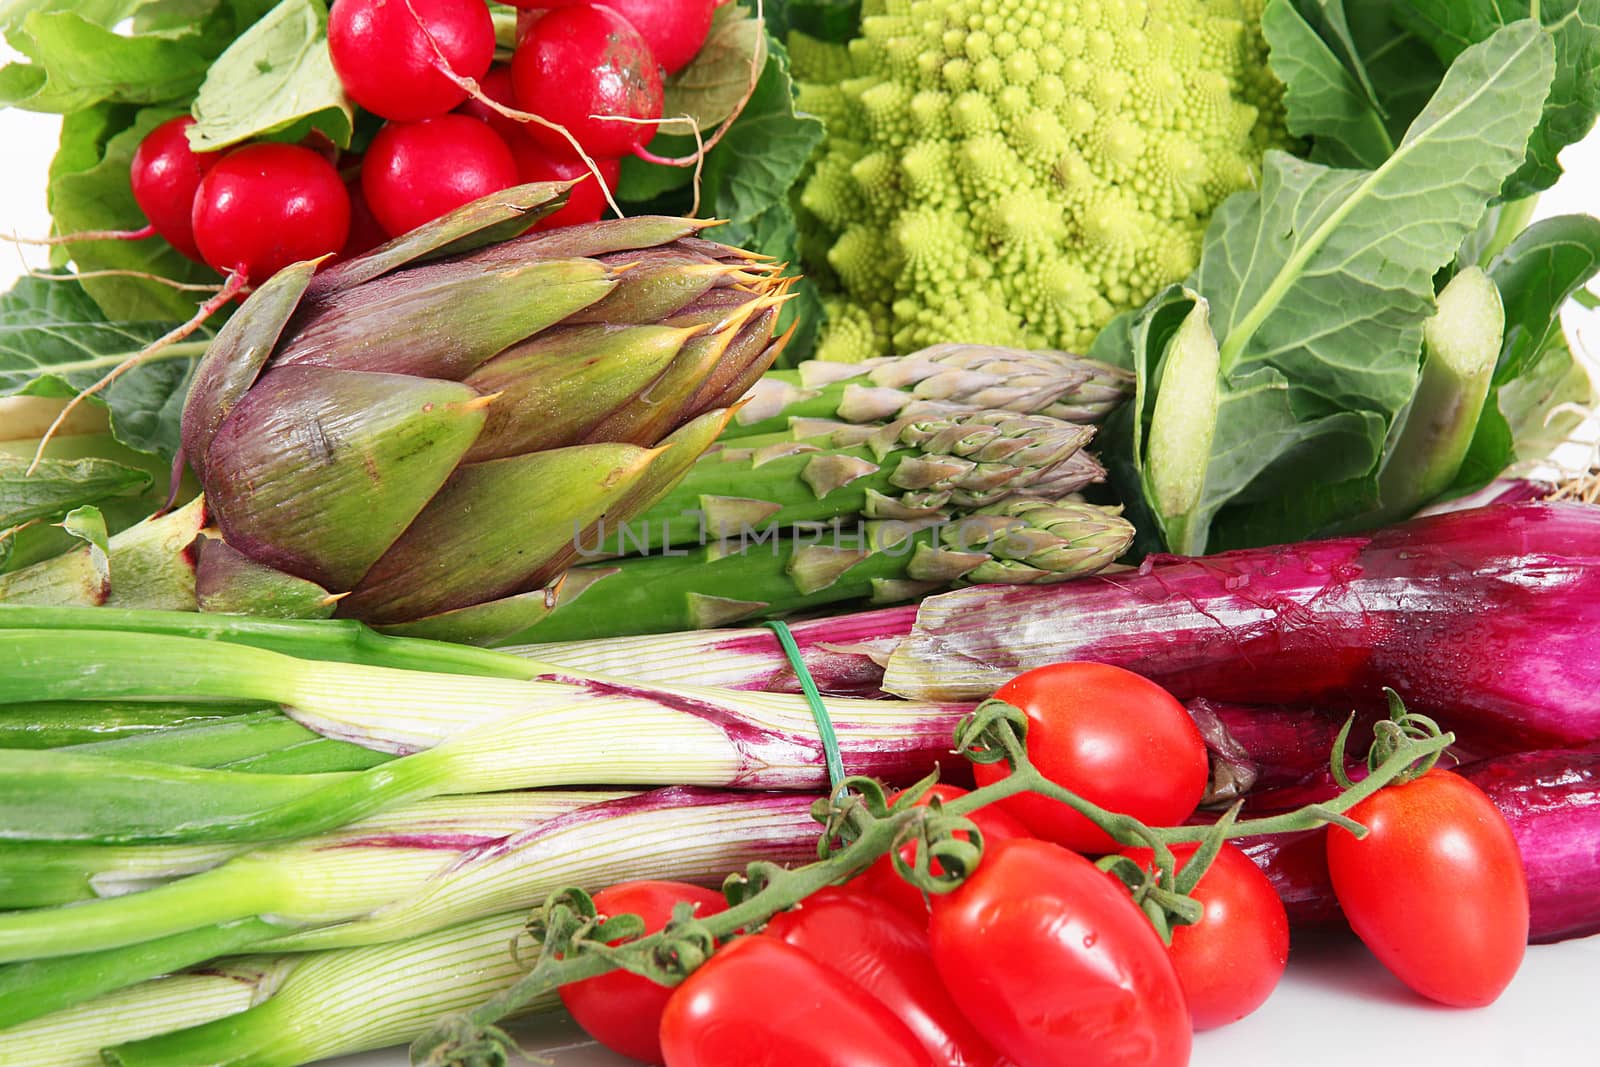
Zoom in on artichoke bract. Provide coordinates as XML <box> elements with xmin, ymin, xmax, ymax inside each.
<box><xmin>180</xmin><ymin>184</ymin><xmax>793</xmax><ymax>643</ymax></box>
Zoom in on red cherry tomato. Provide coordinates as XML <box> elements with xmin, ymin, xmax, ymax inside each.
<box><xmin>559</xmin><ymin>880</ymin><xmax>727</xmax><ymax>1064</ymax></box>
<box><xmin>930</xmin><ymin>837</ymin><xmax>1190</xmax><ymax>1067</ymax></box>
<box><xmin>504</xmin><ymin>139</ymin><xmax>620</xmax><ymax>230</ymax></box>
<box><xmin>1326</xmin><ymin>769</ymin><xmax>1528</xmax><ymax>1007</ymax></box>
<box><xmin>971</xmin><ymin>662</ymin><xmax>1209</xmax><ymax>853</ymax></box>
<box><xmin>511</xmin><ymin>5</ymin><xmax>664</xmax><ymax>159</ymax></box>
<box><xmin>659</xmin><ymin>935</ymin><xmax>935</xmax><ymax>1067</ymax></box>
<box><xmin>765</xmin><ymin>887</ymin><xmax>1005</xmax><ymax>1067</ymax></box>
<box><xmin>1119</xmin><ymin>841</ymin><xmax>1289</xmax><ymax>1030</ymax></box>
<box><xmin>854</xmin><ymin>784</ymin><xmax>1031</xmax><ymax>925</ymax></box>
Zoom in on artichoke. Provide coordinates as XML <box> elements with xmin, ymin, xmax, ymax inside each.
<box><xmin>178</xmin><ymin>184</ymin><xmax>793</xmax><ymax>642</ymax></box>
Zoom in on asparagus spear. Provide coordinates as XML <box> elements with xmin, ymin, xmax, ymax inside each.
<box><xmin>514</xmin><ymin>499</ymin><xmax>1134</xmax><ymax>643</ymax></box>
<box><xmin>728</xmin><ymin>344</ymin><xmax>1134</xmax><ymax>438</ymax></box>
<box><xmin>604</xmin><ymin>411</ymin><xmax>1106</xmax><ymax>553</ymax></box>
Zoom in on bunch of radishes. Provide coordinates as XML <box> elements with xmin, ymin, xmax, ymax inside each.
<box><xmin>129</xmin><ymin>0</ymin><xmax>719</xmax><ymax>290</ymax></box>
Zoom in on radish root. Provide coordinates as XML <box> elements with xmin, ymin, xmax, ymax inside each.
<box><xmin>24</xmin><ymin>271</ymin><xmax>247</xmax><ymax>476</ymax></box>
<box><xmin>4</xmin><ymin>224</ymin><xmax>157</xmax><ymax>247</ymax></box>
<box><xmin>26</xmin><ymin>268</ymin><xmax>226</xmax><ymax>293</ymax></box>
<box><xmin>402</xmin><ymin>0</ymin><xmax>626</xmax><ymax>219</ymax></box>
<box><xmin>1551</xmin><ymin>468</ymin><xmax>1599</xmax><ymax>504</ymax></box>
<box><xmin>405</xmin><ymin>0</ymin><xmax>769</xmax><ymax>221</ymax></box>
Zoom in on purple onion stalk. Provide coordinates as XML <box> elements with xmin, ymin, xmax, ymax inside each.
<box><xmin>882</xmin><ymin>502</ymin><xmax>1600</xmax><ymax>749</ymax></box>
<box><xmin>521</xmin><ymin>502</ymin><xmax>1600</xmax><ymax>755</ymax></box>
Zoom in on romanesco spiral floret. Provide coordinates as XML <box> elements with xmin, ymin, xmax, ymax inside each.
<box><xmin>796</xmin><ymin>0</ymin><xmax>1288</xmax><ymax>361</ymax></box>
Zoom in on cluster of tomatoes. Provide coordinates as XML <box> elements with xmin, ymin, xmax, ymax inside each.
<box><xmin>560</xmin><ymin>663</ymin><xmax>1531</xmax><ymax>1067</ymax></box>
<box><xmin>128</xmin><ymin>0</ymin><xmax>717</xmax><ymax>286</ymax></box>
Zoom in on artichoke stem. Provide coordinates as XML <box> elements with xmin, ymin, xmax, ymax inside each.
<box><xmin>0</xmin><ymin>497</ymin><xmax>206</xmax><ymax>610</ymax></box>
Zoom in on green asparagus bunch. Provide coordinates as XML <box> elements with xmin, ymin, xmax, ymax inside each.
<box><xmin>603</xmin><ymin>410</ymin><xmax>1109</xmax><ymax>554</ymax></box>
<box><xmin>727</xmin><ymin>343</ymin><xmax>1135</xmax><ymax>438</ymax></box>
<box><xmin>512</xmin><ymin>498</ymin><xmax>1134</xmax><ymax>642</ymax></box>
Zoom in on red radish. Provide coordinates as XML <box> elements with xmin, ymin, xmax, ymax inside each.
<box><xmin>511</xmin><ymin>5</ymin><xmax>664</xmax><ymax>159</ymax></box>
<box><xmin>361</xmin><ymin>115</ymin><xmax>519</xmax><ymax>238</ymax></box>
<box><xmin>505</xmin><ymin>139</ymin><xmax>619</xmax><ymax>229</ymax></box>
<box><xmin>339</xmin><ymin>176</ymin><xmax>391</xmax><ymax>260</ymax></box>
<box><xmin>130</xmin><ymin>116</ymin><xmax>218</xmax><ymax>262</ymax></box>
<box><xmin>328</xmin><ymin>0</ymin><xmax>495</xmax><ymax>122</ymax></box>
<box><xmin>454</xmin><ymin>64</ymin><xmax>527</xmax><ymax>145</ymax></box>
<box><xmin>601</xmin><ymin>0</ymin><xmax>717</xmax><ymax>75</ymax></box>
<box><xmin>190</xmin><ymin>143</ymin><xmax>350</xmax><ymax>280</ymax></box>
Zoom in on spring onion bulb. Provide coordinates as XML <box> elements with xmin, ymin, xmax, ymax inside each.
<box><xmin>0</xmin><ymin>788</ymin><xmax>815</xmax><ymax>1028</ymax></box>
<box><xmin>0</xmin><ymin>792</ymin><xmax>610</xmax><ymax>963</ymax></box>
<box><xmin>0</xmin><ymin>958</ymin><xmax>292</xmax><ymax>1067</ymax></box>
<box><xmin>261</xmin><ymin>786</ymin><xmax>819</xmax><ymax>952</ymax></box>
<box><xmin>102</xmin><ymin>910</ymin><xmax>559</xmax><ymax>1067</ymax></box>
<box><xmin>507</xmin><ymin>605</ymin><xmax>918</xmax><ymax>694</ymax></box>
<box><xmin>1</xmin><ymin>911</ymin><xmax>561</xmax><ymax>1067</ymax></box>
<box><xmin>0</xmin><ymin>628</ymin><xmax>965</xmax><ymax>845</ymax></box>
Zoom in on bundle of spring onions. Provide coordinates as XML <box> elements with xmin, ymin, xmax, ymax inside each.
<box><xmin>0</xmin><ymin>605</ymin><xmax>957</xmax><ymax>1064</ymax></box>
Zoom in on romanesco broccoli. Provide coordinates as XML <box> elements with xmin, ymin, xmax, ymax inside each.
<box><xmin>793</xmin><ymin>0</ymin><xmax>1288</xmax><ymax>362</ymax></box>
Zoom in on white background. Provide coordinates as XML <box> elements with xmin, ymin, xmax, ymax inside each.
<box><xmin>1</xmin><ymin>97</ymin><xmax>1596</xmax><ymax>1067</ymax></box>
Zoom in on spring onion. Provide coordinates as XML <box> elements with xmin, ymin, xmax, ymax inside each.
<box><xmin>0</xmin><ymin>627</ymin><xmax>965</xmax><ymax>845</ymax></box>
<box><xmin>0</xmin><ymin>788</ymin><xmax>815</xmax><ymax>1027</ymax></box>
<box><xmin>101</xmin><ymin>911</ymin><xmax>558</xmax><ymax>1067</ymax></box>
<box><xmin>0</xmin><ymin>958</ymin><xmax>291</xmax><ymax>1067</ymax></box>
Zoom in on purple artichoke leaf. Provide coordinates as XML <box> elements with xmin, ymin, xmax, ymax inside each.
<box><xmin>179</xmin><ymin>259</ymin><xmax>319</xmax><ymax>481</ymax></box>
<box><xmin>275</xmin><ymin>258</ymin><xmax>616</xmax><ymax>380</ymax></box>
<box><xmin>562</xmin><ymin>249</ymin><xmax>747</xmax><ymax>326</ymax></box>
<box><xmin>466</xmin><ymin>215</ymin><xmax>713</xmax><ymax>265</ymax></box>
<box><xmin>463</xmin><ymin>323</ymin><xmax>700</xmax><ymax>461</ymax></box>
<box><xmin>582</xmin><ymin>312</ymin><xmax>751</xmax><ymax>445</ymax></box>
<box><xmin>339</xmin><ymin>442</ymin><xmax>665</xmax><ymax>625</ymax></box>
<box><xmin>682</xmin><ymin>300</ymin><xmax>793</xmax><ymax>418</ymax></box>
<box><xmin>305</xmin><ymin>181</ymin><xmax>573</xmax><ymax>299</ymax></box>
<box><xmin>194</xmin><ymin>535</ymin><xmax>337</xmax><ymax>620</ymax></box>
<box><xmin>204</xmin><ymin>367</ymin><xmax>487</xmax><ymax>593</ymax></box>
<box><xmin>373</xmin><ymin>582</ymin><xmax>564</xmax><ymax>645</ymax></box>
